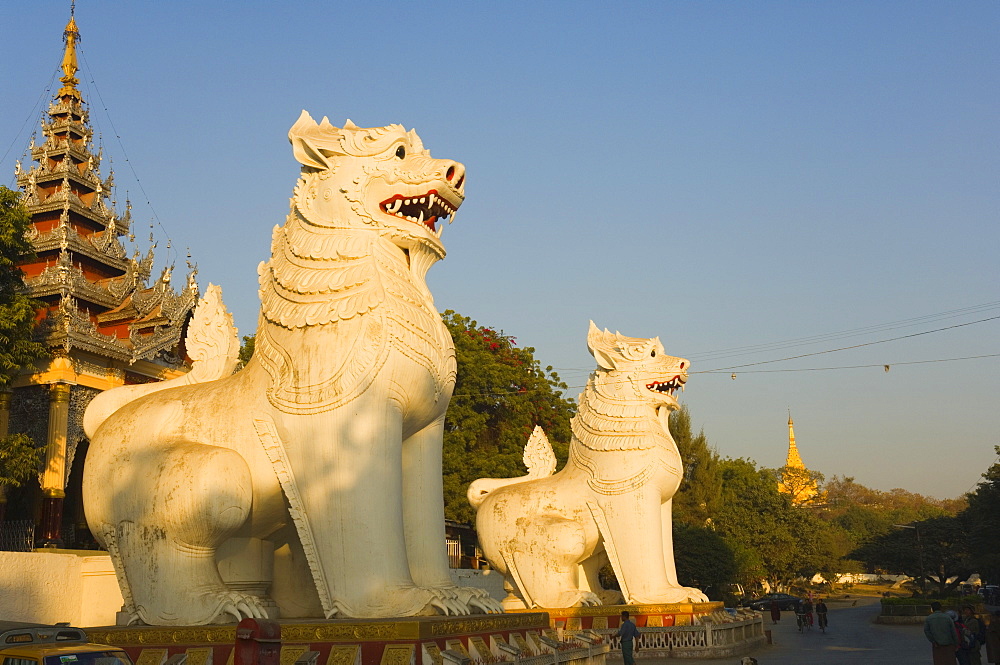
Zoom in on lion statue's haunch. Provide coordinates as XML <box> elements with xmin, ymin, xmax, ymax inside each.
<box><xmin>83</xmin><ymin>111</ymin><xmax>501</xmax><ymax>625</ymax></box>
<box><xmin>468</xmin><ymin>323</ymin><xmax>709</xmax><ymax>609</ymax></box>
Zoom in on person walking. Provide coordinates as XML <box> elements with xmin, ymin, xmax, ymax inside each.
<box><xmin>769</xmin><ymin>599</ymin><xmax>781</xmax><ymax>625</ymax></box>
<box><xmin>618</xmin><ymin>610</ymin><xmax>641</xmax><ymax>665</ymax></box>
<box><xmin>986</xmin><ymin>610</ymin><xmax>1000</xmax><ymax>664</ymax></box>
<box><xmin>963</xmin><ymin>605</ymin><xmax>984</xmax><ymax>665</ymax></box>
<box><xmin>924</xmin><ymin>601</ymin><xmax>959</xmax><ymax>665</ymax></box>
<box><xmin>801</xmin><ymin>598</ymin><xmax>814</xmax><ymax>627</ymax></box>
<box><xmin>816</xmin><ymin>598</ymin><xmax>829</xmax><ymax>632</ymax></box>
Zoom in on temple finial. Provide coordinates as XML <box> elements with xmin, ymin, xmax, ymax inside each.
<box><xmin>58</xmin><ymin>4</ymin><xmax>82</xmax><ymax>99</ymax></box>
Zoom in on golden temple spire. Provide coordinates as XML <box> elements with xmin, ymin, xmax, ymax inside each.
<box><xmin>778</xmin><ymin>410</ymin><xmax>820</xmax><ymax>504</ymax></box>
<box><xmin>58</xmin><ymin>2</ymin><xmax>82</xmax><ymax>99</ymax></box>
<box><xmin>786</xmin><ymin>410</ymin><xmax>805</xmax><ymax>469</ymax></box>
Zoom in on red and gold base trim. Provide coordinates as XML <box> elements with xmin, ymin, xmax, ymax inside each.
<box><xmin>506</xmin><ymin>602</ymin><xmax>725</xmax><ymax>631</ymax></box>
<box><xmin>88</xmin><ymin>614</ymin><xmax>552</xmax><ymax>665</ymax></box>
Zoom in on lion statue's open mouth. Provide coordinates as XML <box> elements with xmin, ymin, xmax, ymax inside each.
<box><xmin>646</xmin><ymin>373</ymin><xmax>686</xmax><ymax>398</ymax></box>
<box><xmin>380</xmin><ymin>190</ymin><xmax>458</xmax><ymax>234</ymax></box>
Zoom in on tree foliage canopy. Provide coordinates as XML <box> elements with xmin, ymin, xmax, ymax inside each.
<box><xmin>960</xmin><ymin>447</ymin><xmax>1000</xmax><ymax>584</ymax></box>
<box><xmin>673</xmin><ymin>523</ymin><xmax>737</xmax><ymax>597</ymax></box>
<box><xmin>852</xmin><ymin>515</ymin><xmax>972</xmax><ymax>595</ymax></box>
<box><xmin>237</xmin><ymin>334</ymin><xmax>255</xmax><ymax>370</ymax></box>
<box><xmin>0</xmin><ymin>186</ymin><xmax>46</xmax><ymax>387</ymax></box>
<box><xmin>669</xmin><ymin>404</ymin><xmax>722</xmax><ymax>527</ymax></box>
<box><xmin>441</xmin><ymin>311</ymin><xmax>576</xmax><ymax>523</ymax></box>
<box><xmin>712</xmin><ymin>457</ymin><xmax>843</xmax><ymax>588</ymax></box>
<box><xmin>0</xmin><ymin>433</ymin><xmax>42</xmax><ymax>490</ymax></box>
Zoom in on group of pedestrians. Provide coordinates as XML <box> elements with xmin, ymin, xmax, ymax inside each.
<box><xmin>924</xmin><ymin>601</ymin><xmax>1000</xmax><ymax>665</ymax></box>
<box><xmin>767</xmin><ymin>596</ymin><xmax>829</xmax><ymax>632</ymax></box>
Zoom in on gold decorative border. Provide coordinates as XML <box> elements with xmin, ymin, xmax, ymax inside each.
<box><xmin>506</xmin><ymin>602</ymin><xmax>723</xmax><ymax>618</ymax></box>
<box><xmin>88</xmin><ymin>627</ymin><xmax>237</xmax><ymax>646</ymax></box>
<box><xmin>88</xmin><ymin>615</ymin><xmax>551</xmax><ymax>647</ymax></box>
<box><xmin>426</xmin><ymin>614</ymin><xmax>548</xmax><ymax>637</ymax></box>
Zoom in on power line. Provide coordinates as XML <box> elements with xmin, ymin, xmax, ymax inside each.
<box><xmin>77</xmin><ymin>45</ymin><xmax>178</xmax><ymax>268</ymax></box>
<box><xmin>2</xmin><ymin>66</ymin><xmax>60</xmax><ymax>185</ymax></box>
<box><xmin>449</xmin><ymin>352</ymin><xmax>1000</xmax><ymax>398</ymax></box>
<box><xmin>547</xmin><ymin>301</ymin><xmax>1000</xmax><ymax>374</ymax></box>
<box><xmin>697</xmin><ymin>316</ymin><xmax>1000</xmax><ymax>373</ymax></box>
<box><xmin>690</xmin><ymin>301</ymin><xmax>1000</xmax><ymax>362</ymax></box>
<box><xmin>698</xmin><ymin>353</ymin><xmax>1000</xmax><ymax>375</ymax></box>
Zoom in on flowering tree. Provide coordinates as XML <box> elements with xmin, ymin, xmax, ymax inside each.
<box><xmin>440</xmin><ymin>310</ymin><xmax>575</xmax><ymax>523</ymax></box>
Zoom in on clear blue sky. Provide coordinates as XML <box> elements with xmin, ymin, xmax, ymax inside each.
<box><xmin>3</xmin><ymin>1</ymin><xmax>997</xmax><ymax>499</ymax></box>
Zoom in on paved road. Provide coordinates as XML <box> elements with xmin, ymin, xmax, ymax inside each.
<box><xmin>712</xmin><ymin>598</ymin><xmax>935</xmax><ymax>664</ymax></box>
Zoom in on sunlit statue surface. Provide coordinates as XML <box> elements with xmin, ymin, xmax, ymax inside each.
<box><xmin>83</xmin><ymin>112</ymin><xmax>502</xmax><ymax>625</ymax></box>
<box><xmin>469</xmin><ymin>323</ymin><xmax>710</xmax><ymax>609</ymax></box>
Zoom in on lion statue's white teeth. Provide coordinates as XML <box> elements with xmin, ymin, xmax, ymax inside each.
<box><xmin>82</xmin><ymin>112</ymin><xmax>499</xmax><ymax>625</ymax></box>
<box><xmin>469</xmin><ymin>322</ymin><xmax>708</xmax><ymax>609</ymax></box>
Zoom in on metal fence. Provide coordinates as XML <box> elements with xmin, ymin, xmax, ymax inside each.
<box><xmin>0</xmin><ymin>519</ymin><xmax>35</xmax><ymax>551</ymax></box>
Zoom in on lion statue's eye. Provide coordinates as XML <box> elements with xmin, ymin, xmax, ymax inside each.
<box><xmin>651</xmin><ymin>350</ymin><xmax>656</xmax><ymax>357</ymax></box>
<box><xmin>395</xmin><ymin>145</ymin><xmax>406</xmax><ymax>159</ymax></box>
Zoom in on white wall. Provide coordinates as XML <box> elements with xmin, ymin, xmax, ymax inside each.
<box><xmin>0</xmin><ymin>554</ymin><xmax>506</xmax><ymax>626</ymax></box>
<box><xmin>0</xmin><ymin>551</ymin><xmax>123</xmax><ymax>627</ymax></box>
<box><xmin>449</xmin><ymin>567</ymin><xmax>506</xmax><ymax>602</ymax></box>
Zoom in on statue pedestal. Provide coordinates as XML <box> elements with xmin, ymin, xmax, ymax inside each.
<box><xmin>505</xmin><ymin>603</ymin><xmax>767</xmax><ymax>661</ymax></box>
<box><xmin>87</xmin><ymin>614</ymin><xmax>611</xmax><ymax>665</ymax></box>
<box><xmin>506</xmin><ymin>602</ymin><xmax>724</xmax><ymax>630</ymax></box>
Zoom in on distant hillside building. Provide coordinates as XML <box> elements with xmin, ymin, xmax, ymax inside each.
<box><xmin>0</xmin><ymin>11</ymin><xmax>197</xmax><ymax>548</ymax></box>
<box><xmin>777</xmin><ymin>413</ymin><xmax>820</xmax><ymax>505</ymax></box>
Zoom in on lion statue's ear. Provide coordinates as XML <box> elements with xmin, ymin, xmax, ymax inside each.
<box><xmin>288</xmin><ymin>110</ymin><xmax>342</xmax><ymax>170</ymax></box>
<box><xmin>587</xmin><ymin>321</ymin><xmax>619</xmax><ymax>371</ymax></box>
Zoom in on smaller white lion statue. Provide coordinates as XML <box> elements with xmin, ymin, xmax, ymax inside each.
<box><xmin>469</xmin><ymin>322</ymin><xmax>709</xmax><ymax>609</ymax></box>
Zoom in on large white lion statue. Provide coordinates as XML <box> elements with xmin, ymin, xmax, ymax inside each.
<box><xmin>468</xmin><ymin>323</ymin><xmax>709</xmax><ymax>609</ymax></box>
<box><xmin>83</xmin><ymin>111</ymin><xmax>501</xmax><ymax>624</ymax></box>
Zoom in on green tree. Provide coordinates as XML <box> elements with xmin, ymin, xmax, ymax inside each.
<box><xmin>672</xmin><ymin>523</ymin><xmax>738</xmax><ymax>599</ymax></box>
<box><xmin>441</xmin><ymin>310</ymin><xmax>576</xmax><ymax>523</ymax></box>
<box><xmin>0</xmin><ymin>186</ymin><xmax>46</xmax><ymax>387</ymax></box>
<box><xmin>237</xmin><ymin>334</ymin><xmax>255</xmax><ymax>370</ymax></box>
<box><xmin>669</xmin><ymin>404</ymin><xmax>722</xmax><ymax>527</ymax></box>
<box><xmin>962</xmin><ymin>447</ymin><xmax>1000</xmax><ymax>584</ymax></box>
<box><xmin>0</xmin><ymin>432</ymin><xmax>43</xmax><ymax>521</ymax></box>
<box><xmin>713</xmin><ymin>458</ymin><xmax>839</xmax><ymax>589</ymax></box>
<box><xmin>0</xmin><ymin>186</ymin><xmax>46</xmax><ymax>521</ymax></box>
<box><xmin>852</xmin><ymin>516</ymin><xmax>972</xmax><ymax>596</ymax></box>
<box><xmin>822</xmin><ymin>475</ymin><xmax>963</xmax><ymax>563</ymax></box>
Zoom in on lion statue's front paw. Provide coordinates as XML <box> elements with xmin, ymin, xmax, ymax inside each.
<box><xmin>543</xmin><ymin>590</ymin><xmax>602</xmax><ymax>608</ymax></box>
<box><xmin>460</xmin><ymin>588</ymin><xmax>504</xmax><ymax>614</ymax></box>
<box><xmin>632</xmin><ymin>586</ymin><xmax>709</xmax><ymax>605</ymax></box>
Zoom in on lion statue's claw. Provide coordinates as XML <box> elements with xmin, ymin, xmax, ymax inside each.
<box><xmin>209</xmin><ymin>591</ymin><xmax>270</xmax><ymax>623</ymax></box>
<box><xmin>467</xmin><ymin>594</ymin><xmax>505</xmax><ymax>614</ymax></box>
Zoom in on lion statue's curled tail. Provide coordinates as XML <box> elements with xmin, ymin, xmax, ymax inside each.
<box><xmin>83</xmin><ymin>284</ymin><xmax>240</xmax><ymax>439</ymax></box>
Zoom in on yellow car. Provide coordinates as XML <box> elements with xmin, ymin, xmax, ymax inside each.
<box><xmin>0</xmin><ymin>623</ymin><xmax>133</xmax><ymax>665</ymax></box>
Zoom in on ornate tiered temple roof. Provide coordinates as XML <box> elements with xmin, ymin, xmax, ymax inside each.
<box><xmin>14</xmin><ymin>12</ymin><xmax>197</xmax><ymax>368</ymax></box>
<box><xmin>0</xmin><ymin>8</ymin><xmax>199</xmax><ymax>548</ymax></box>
